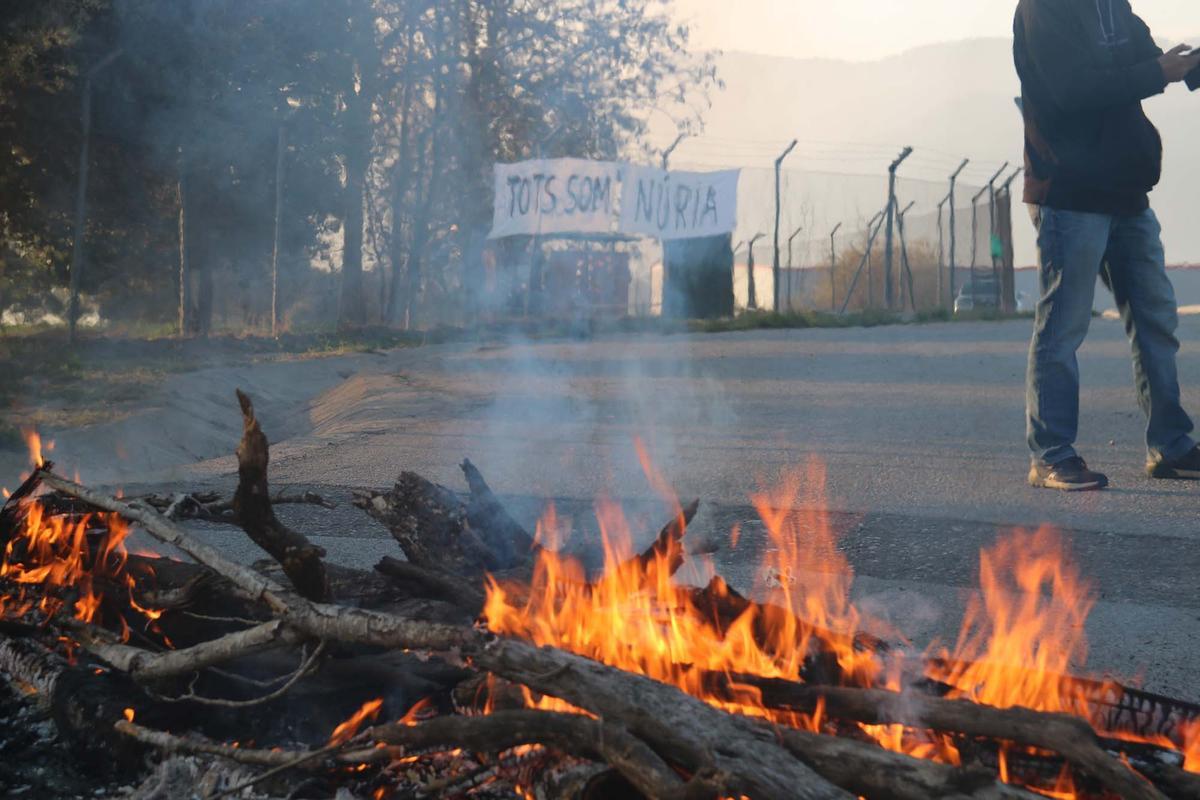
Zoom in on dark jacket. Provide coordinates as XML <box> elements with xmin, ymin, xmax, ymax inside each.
<box><xmin>1014</xmin><ymin>0</ymin><xmax>1166</xmax><ymax>215</ymax></box>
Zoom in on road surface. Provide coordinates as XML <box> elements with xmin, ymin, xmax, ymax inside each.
<box><xmin>5</xmin><ymin>316</ymin><xmax>1199</xmax><ymax>700</ymax></box>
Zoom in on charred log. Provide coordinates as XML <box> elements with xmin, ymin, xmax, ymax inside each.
<box><xmin>233</xmin><ymin>390</ymin><xmax>331</xmax><ymax>602</ymax></box>
<box><xmin>355</xmin><ymin>471</ymin><xmax>499</xmax><ymax>577</ymax></box>
<box><xmin>374</xmin><ymin>555</ymin><xmax>486</xmax><ymax>615</ymax></box>
<box><xmin>0</xmin><ymin>633</ymin><xmax>155</xmax><ymax>777</ymax></box>
<box><xmin>461</xmin><ymin>458</ymin><xmax>535</xmax><ymax>568</ymax></box>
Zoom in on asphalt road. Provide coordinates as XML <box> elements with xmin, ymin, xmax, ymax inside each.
<box><xmin>7</xmin><ymin>316</ymin><xmax>1200</xmax><ymax>700</ymax></box>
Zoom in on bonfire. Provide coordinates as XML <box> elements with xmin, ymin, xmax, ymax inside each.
<box><xmin>0</xmin><ymin>391</ymin><xmax>1197</xmax><ymax>800</ymax></box>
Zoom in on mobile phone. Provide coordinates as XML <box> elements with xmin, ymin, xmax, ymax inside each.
<box><xmin>1188</xmin><ymin>61</ymin><xmax>1200</xmax><ymax>91</ymax></box>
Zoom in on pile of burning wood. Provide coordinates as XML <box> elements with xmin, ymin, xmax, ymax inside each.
<box><xmin>1</xmin><ymin>390</ymin><xmax>1198</xmax><ymax>800</ymax></box>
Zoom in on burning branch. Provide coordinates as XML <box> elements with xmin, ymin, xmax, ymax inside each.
<box><xmin>704</xmin><ymin>675</ymin><xmax>1168</xmax><ymax>800</ymax></box>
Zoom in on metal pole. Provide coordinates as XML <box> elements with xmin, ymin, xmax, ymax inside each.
<box><xmin>970</xmin><ymin>184</ymin><xmax>989</xmax><ymax>290</ymax></box>
<box><xmin>840</xmin><ymin>212</ymin><xmax>887</xmax><ymax>315</ymax></box>
<box><xmin>865</xmin><ymin>209</ymin><xmax>884</xmax><ymax>310</ymax></box>
<box><xmin>883</xmin><ymin>147</ymin><xmax>913</xmax><ymax>311</ymax></box>
<box><xmin>897</xmin><ymin>200</ymin><xmax>916</xmax><ymax>312</ymax></box>
<box><xmin>829</xmin><ymin>222</ymin><xmax>842</xmax><ymax>312</ymax></box>
<box><xmin>746</xmin><ymin>232</ymin><xmax>766</xmax><ymax>311</ymax></box>
<box><xmin>947</xmin><ymin>158</ymin><xmax>969</xmax><ymax>307</ymax></box>
<box><xmin>984</xmin><ymin>162</ymin><xmax>1009</xmax><ymax>307</ymax></box>
<box><xmin>985</xmin><ymin>162</ymin><xmax>1009</xmax><ymax>235</ymax></box>
<box><xmin>68</xmin><ymin>48</ymin><xmax>123</xmax><ymax>344</ymax></box>
<box><xmin>271</xmin><ymin>125</ymin><xmax>287</xmax><ymax>337</ymax></box>
<box><xmin>936</xmin><ymin>195</ymin><xmax>949</xmax><ymax>309</ymax></box>
<box><xmin>997</xmin><ymin>167</ymin><xmax>1023</xmax><ymax>313</ymax></box>
<box><xmin>786</xmin><ymin>224</ymin><xmax>804</xmax><ymax>312</ymax></box>
<box><xmin>773</xmin><ymin>139</ymin><xmax>798</xmax><ymax>312</ymax></box>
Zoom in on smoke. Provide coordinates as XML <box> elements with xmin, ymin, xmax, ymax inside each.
<box><xmin>455</xmin><ymin>329</ymin><xmax>737</xmax><ymax>557</ymax></box>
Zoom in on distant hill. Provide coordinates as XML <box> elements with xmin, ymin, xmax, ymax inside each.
<box><xmin>669</xmin><ymin>39</ymin><xmax>1200</xmax><ymax>266</ymax></box>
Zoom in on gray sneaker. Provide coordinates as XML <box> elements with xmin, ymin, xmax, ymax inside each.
<box><xmin>1147</xmin><ymin>445</ymin><xmax>1200</xmax><ymax>480</ymax></box>
<box><xmin>1028</xmin><ymin>457</ymin><xmax>1109</xmax><ymax>491</ymax></box>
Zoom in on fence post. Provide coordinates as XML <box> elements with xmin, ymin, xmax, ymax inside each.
<box><xmin>883</xmin><ymin>147</ymin><xmax>913</xmax><ymax>311</ymax></box>
<box><xmin>997</xmin><ymin>167</ymin><xmax>1023</xmax><ymax>313</ymax></box>
<box><xmin>786</xmin><ymin>224</ymin><xmax>804</xmax><ymax>312</ymax></box>
<box><xmin>747</xmin><ymin>232</ymin><xmax>766</xmax><ymax>311</ymax></box>
<box><xmin>829</xmin><ymin>222</ymin><xmax>842</xmax><ymax>312</ymax></box>
<box><xmin>947</xmin><ymin>159</ymin><xmax>969</xmax><ymax>308</ymax></box>
<box><xmin>969</xmin><ymin>184</ymin><xmax>989</xmax><ymax>291</ymax></box>
<box><xmin>897</xmin><ymin>200</ymin><xmax>916</xmax><ymax>312</ymax></box>
<box><xmin>840</xmin><ymin>211</ymin><xmax>887</xmax><ymax>315</ymax></box>
<box><xmin>936</xmin><ymin>195</ymin><xmax>949</xmax><ymax>309</ymax></box>
<box><xmin>985</xmin><ymin>162</ymin><xmax>1010</xmax><ymax>307</ymax></box>
<box><xmin>773</xmin><ymin>139</ymin><xmax>798</xmax><ymax>313</ymax></box>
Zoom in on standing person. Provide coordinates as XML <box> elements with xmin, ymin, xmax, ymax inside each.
<box><xmin>1015</xmin><ymin>0</ymin><xmax>1200</xmax><ymax>491</ymax></box>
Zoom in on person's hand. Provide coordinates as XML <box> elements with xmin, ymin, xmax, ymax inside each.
<box><xmin>1158</xmin><ymin>44</ymin><xmax>1200</xmax><ymax>83</ymax></box>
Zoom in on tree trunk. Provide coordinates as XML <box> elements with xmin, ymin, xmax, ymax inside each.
<box><xmin>338</xmin><ymin>67</ymin><xmax>369</xmax><ymax>330</ymax></box>
<box><xmin>177</xmin><ymin>147</ymin><xmax>190</xmax><ymax>337</ymax></box>
<box><xmin>386</xmin><ymin>21</ymin><xmax>416</xmax><ymax>327</ymax></box>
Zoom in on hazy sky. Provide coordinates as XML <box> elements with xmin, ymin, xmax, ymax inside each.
<box><xmin>674</xmin><ymin>0</ymin><xmax>1197</xmax><ymax>61</ymax></box>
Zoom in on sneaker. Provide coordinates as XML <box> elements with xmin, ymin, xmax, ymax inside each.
<box><xmin>1147</xmin><ymin>445</ymin><xmax>1200</xmax><ymax>480</ymax></box>
<box><xmin>1028</xmin><ymin>457</ymin><xmax>1109</xmax><ymax>491</ymax></box>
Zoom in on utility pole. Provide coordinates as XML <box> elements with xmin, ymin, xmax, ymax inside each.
<box><xmin>786</xmin><ymin>224</ymin><xmax>804</xmax><ymax>312</ymax></box>
<box><xmin>829</xmin><ymin>222</ymin><xmax>842</xmax><ymax>312</ymax></box>
<box><xmin>271</xmin><ymin>125</ymin><xmax>287</xmax><ymax>337</ymax></box>
<box><xmin>773</xmin><ymin>139</ymin><xmax>798</xmax><ymax>312</ymax></box>
<box><xmin>947</xmin><ymin>159</ymin><xmax>969</xmax><ymax>306</ymax></box>
<box><xmin>883</xmin><ymin>147</ymin><xmax>913</xmax><ymax>311</ymax></box>
<box><xmin>746</xmin><ymin>232</ymin><xmax>767</xmax><ymax>311</ymax></box>
<box><xmin>68</xmin><ymin>48</ymin><xmax>123</xmax><ymax>344</ymax></box>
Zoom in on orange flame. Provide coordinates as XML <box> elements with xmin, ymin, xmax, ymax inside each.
<box><xmin>1</xmin><ymin>488</ymin><xmax>162</xmax><ymax>634</ymax></box>
<box><xmin>24</xmin><ymin>430</ymin><xmax>44</xmax><ymax>469</ymax></box>
<box><xmin>123</xmin><ymin>708</ymin><xmax>135</xmax><ymax>723</ymax></box>
<box><xmin>329</xmin><ymin>698</ymin><xmax>384</xmax><ymax>746</ymax></box>
<box><xmin>483</xmin><ymin>450</ymin><xmax>1198</xmax><ymax>797</ymax></box>
<box><xmin>930</xmin><ymin>527</ymin><xmax>1099</xmax><ymax>718</ymax></box>
<box><xmin>1184</xmin><ymin>719</ymin><xmax>1200</xmax><ymax>773</ymax></box>
<box><xmin>397</xmin><ymin>696</ymin><xmax>434</xmax><ymax>727</ymax></box>
<box><xmin>485</xmin><ymin>457</ymin><xmax>874</xmax><ymax>728</ymax></box>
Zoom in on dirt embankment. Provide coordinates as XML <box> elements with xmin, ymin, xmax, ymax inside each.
<box><xmin>0</xmin><ymin>331</ymin><xmax>424</xmax><ymax>489</ymax></box>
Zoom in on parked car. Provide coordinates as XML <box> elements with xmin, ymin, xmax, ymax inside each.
<box><xmin>953</xmin><ymin>275</ymin><xmax>1001</xmax><ymax>315</ymax></box>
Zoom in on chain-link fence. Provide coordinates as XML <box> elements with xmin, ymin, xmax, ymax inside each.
<box><xmin>710</xmin><ymin>167</ymin><xmax>1007</xmax><ymax>314</ymax></box>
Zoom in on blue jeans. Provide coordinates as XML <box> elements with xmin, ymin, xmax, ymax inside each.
<box><xmin>1027</xmin><ymin>206</ymin><xmax>1195</xmax><ymax>466</ymax></box>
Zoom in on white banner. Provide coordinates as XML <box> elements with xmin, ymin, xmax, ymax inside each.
<box><xmin>489</xmin><ymin>159</ymin><xmax>621</xmax><ymax>239</ymax></box>
<box><xmin>619</xmin><ymin>167</ymin><xmax>739</xmax><ymax>241</ymax></box>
